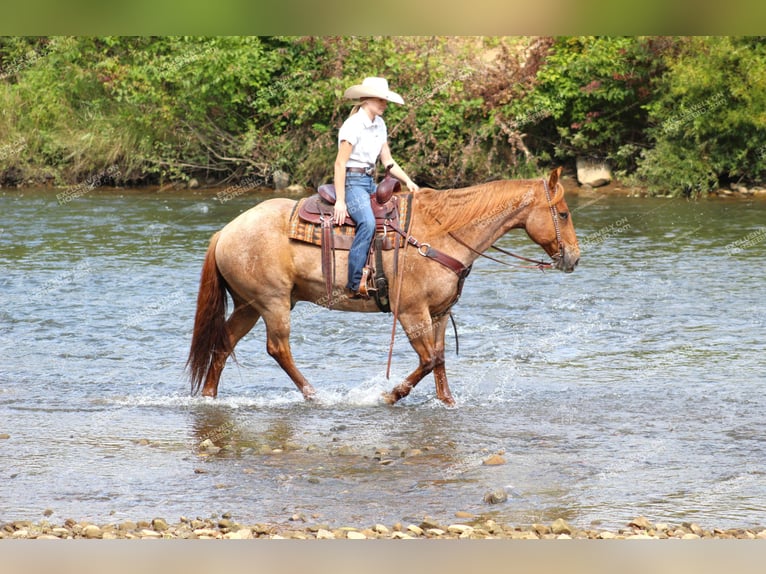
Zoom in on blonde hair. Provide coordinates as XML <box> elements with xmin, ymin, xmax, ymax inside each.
<box><xmin>348</xmin><ymin>97</ymin><xmax>371</xmax><ymax>118</ymax></box>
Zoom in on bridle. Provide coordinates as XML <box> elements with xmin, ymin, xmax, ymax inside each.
<box><xmin>543</xmin><ymin>177</ymin><xmax>566</xmax><ymax>263</ymax></box>
<box><xmin>450</xmin><ymin>178</ymin><xmax>565</xmax><ymax>271</ymax></box>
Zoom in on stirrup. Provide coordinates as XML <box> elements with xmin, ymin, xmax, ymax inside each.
<box><xmin>358</xmin><ymin>267</ymin><xmax>371</xmax><ymax>297</ymax></box>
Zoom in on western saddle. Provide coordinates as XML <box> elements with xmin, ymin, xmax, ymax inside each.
<box><xmin>296</xmin><ymin>171</ymin><xmax>404</xmax><ymax>311</ymax></box>
<box><xmin>294</xmin><ymin>169</ymin><xmax>471</xmax><ymax>313</ymax></box>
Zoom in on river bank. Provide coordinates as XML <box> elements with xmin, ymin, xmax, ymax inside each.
<box><xmin>4</xmin><ymin>171</ymin><xmax>766</xmax><ymax>200</ymax></box>
<box><xmin>3</xmin><ymin>515</ymin><xmax>766</xmax><ymax>540</ymax></box>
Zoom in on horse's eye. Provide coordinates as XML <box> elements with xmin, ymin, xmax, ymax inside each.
<box><xmin>559</xmin><ymin>211</ymin><xmax>569</xmax><ymax>221</ymax></box>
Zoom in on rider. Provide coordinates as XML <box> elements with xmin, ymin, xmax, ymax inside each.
<box><xmin>332</xmin><ymin>77</ymin><xmax>419</xmax><ymax>299</ymax></box>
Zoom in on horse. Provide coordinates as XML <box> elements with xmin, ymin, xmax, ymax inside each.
<box><xmin>186</xmin><ymin>166</ymin><xmax>580</xmax><ymax>406</ymax></box>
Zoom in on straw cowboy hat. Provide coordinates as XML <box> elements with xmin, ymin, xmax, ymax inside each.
<box><xmin>343</xmin><ymin>77</ymin><xmax>405</xmax><ymax>105</ymax></box>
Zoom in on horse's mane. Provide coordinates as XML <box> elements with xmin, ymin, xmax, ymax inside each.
<box><xmin>414</xmin><ymin>179</ymin><xmax>536</xmax><ymax>234</ymax></box>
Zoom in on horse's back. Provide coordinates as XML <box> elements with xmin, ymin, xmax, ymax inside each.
<box><xmin>224</xmin><ymin>197</ymin><xmax>295</xmax><ymax>231</ymax></box>
<box><xmin>214</xmin><ymin>198</ymin><xmax>298</xmax><ymax>291</ymax></box>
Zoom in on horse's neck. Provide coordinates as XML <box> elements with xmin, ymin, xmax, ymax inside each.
<box><xmin>427</xmin><ymin>181</ymin><xmax>534</xmax><ymax>257</ymax></box>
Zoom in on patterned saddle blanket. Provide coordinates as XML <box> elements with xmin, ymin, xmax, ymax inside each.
<box><xmin>288</xmin><ymin>192</ymin><xmax>412</xmax><ymax>251</ymax></box>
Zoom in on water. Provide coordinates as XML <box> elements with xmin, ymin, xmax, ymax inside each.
<box><xmin>1</xmin><ymin>186</ymin><xmax>765</xmax><ymax>531</ymax></box>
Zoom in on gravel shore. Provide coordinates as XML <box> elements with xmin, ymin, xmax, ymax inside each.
<box><xmin>3</xmin><ymin>515</ymin><xmax>766</xmax><ymax>540</ymax></box>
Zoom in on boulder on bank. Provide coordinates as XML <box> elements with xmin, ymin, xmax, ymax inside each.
<box><xmin>272</xmin><ymin>170</ymin><xmax>290</xmax><ymax>191</ymax></box>
<box><xmin>576</xmin><ymin>157</ymin><xmax>612</xmax><ymax>187</ymax></box>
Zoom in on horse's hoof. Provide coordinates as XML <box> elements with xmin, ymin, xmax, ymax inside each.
<box><xmin>381</xmin><ymin>391</ymin><xmax>398</xmax><ymax>405</ymax></box>
<box><xmin>439</xmin><ymin>396</ymin><xmax>457</xmax><ymax>407</ymax></box>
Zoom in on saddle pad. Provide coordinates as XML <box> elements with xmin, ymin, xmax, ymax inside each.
<box><xmin>288</xmin><ymin>192</ymin><xmax>413</xmax><ymax>251</ymax></box>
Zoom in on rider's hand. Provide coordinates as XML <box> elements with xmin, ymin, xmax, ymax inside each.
<box><xmin>333</xmin><ymin>200</ymin><xmax>348</xmax><ymax>226</ymax></box>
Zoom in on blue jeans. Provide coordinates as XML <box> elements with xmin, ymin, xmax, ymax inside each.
<box><xmin>344</xmin><ymin>173</ymin><xmax>376</xmax><ymax>291</ymax></box>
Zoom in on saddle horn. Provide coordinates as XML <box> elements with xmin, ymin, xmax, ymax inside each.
<box><xmin>376</xmin><ymin>165</ymin><xmax>401</xmax><ymax>205</ymax></box>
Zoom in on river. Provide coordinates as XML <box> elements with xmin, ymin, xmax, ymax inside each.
<box><xmin>1</xmin><ymin>185</ymin><xmax>764</xmax><ymax>531</ymax></box>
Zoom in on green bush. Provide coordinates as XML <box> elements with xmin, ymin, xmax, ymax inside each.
<box><xmin>2</xmin><ymin>36</ymin><xmax>765</xmax><ymax>195</ymax></box>
<box><xmin>518</xmin><ymin>36</ymin><xmax>670</xmax><ymax>174</ymax></box>
<box><xmin>635</xmin><ymin>36</ymin><xmax>766</xmax><ymax>196</ymax></box>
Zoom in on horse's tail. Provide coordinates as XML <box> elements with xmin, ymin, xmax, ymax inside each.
<box><xmin>186</xmin><ymin>231</ymin><xmax>233</xmax><ymax>395</ymax></box>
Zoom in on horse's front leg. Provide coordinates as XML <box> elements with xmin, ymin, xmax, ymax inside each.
<box><xmin>383</xmin><ymin>312</ymin><xmax>444</xmax><ymax>405</ymax></box>
<box><xmin>430</xmin><ymin>314</ymin><xmax>455</xmax><ymax>406</ymax></box>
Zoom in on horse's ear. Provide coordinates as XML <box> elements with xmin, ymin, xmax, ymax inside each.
<box><xmin>547</xmin><ymin>166</ymin><xmax>565</xmax><ymax>206</ymax></box>
<box><xmin>548</xmin><ymin>166</ymin><xmax>563</xmax><ymax>189</ymax></box>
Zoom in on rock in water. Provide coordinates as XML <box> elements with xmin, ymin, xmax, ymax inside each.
<box><xmin>198</xmin><ymin>439</ymin><xmax>221</xmax><ymax>454</ymax></box>
<box><xmin>482</xmin><ymin>454</ymin><xmax>507</xmax><ymax>466</ymax></box>
<box><xmin>483</xmin><ymin>489</ymin><xmax>508</xmax><ymax>504</ymax></box>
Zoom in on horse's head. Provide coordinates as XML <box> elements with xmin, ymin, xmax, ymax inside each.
<box><xmin>524</xmin><ymin>167</ymin><xmax>580</xmax><ymax>272</ymax></box>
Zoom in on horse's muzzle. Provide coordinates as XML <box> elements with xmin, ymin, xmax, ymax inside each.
<box><xmin>555</xmin><ymin>246</ymin><xmax>580</xmax><ymax>273</ymax></box>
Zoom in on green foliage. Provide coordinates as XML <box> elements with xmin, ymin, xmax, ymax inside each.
<box><xmin>634</xmin><ymin>36</ymin><xmax>766</xmax><ymax>196</ymax></box>
<box><xmin>2</xmin><ymin>35</ymin><xmax>766</xmax><ymax>196</ymax></box>
<box><xmin>520</xmin><ymin>36</ymin><xmax>669</xmax><ymax>173</ymax></box>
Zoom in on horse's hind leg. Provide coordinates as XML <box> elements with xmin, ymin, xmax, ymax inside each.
<box><xmin>201</xmin><ymin>301</ymin><xmax>261</xmax><ymax>397</ymax></box>
<box><xmin>262</xmin><ymin>305</ymin><xmax>316</xmax><ymax>400</ymax></box>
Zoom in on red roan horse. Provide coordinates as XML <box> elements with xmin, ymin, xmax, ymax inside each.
<box><xmin>187</xmin><ymin>167</ymin><xmax>580</xmax><ymax>406</ymax></box>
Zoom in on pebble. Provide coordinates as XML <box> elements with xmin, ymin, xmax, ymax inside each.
<box><xmin>551</xmin><ymin>518</ymin><xmax>572</xmax><ymax>535</ymax></box>
<box><xmin>83</xmin><ymin>525</ymin><xmax>102</xmax><ymax>539</ymax></box>
<box><xmin>198</xmin><ymin>439</ymin><xmax>215</xmax><ymax>449</ymax></box>
<box><xmin>419</xmin><ymin>517</ymin><xmax>442</xmax><ymax>530</ymax></box>
<box><xmin>483</xmin><ymin>489</ymin><xmax>508</xmax><ymax>504</ymax></box>
<box><xmin>682</xmin><ymin>533</ymin><xmax>701</xmax><ymax>540</ymax></box>
<box><xmin>403</xmin><ymin>449</ymin><xmax>423</xmax><ymax>458</ymax></box>
<box><xmin>0</xmin><ymin>433</ymin><xmax>11</xmax><ymax>439</ymax></box>
<box><xmin>628</xmin><ymin>516</ymin><xmax>653</xmax><ymax>530</ymax></box>
<box><xmin>482</xmin><ymin>454</ymin><xmax>506</xmax><ymax>466</ymax></box>
<box><xmin>3</xmin><ymin>516</ymin><xmax>763</xmax><ymax>540</ymax></box>
<box><xmin>447</xmin><ymin>524</ymin><xmax>473</xmax><ymax>535</ymax></box>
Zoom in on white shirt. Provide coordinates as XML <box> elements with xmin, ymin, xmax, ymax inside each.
<box><xmin>338</xmin><ymin>109</ymin><xmax>387</xmax><ymax>168</ymax></box>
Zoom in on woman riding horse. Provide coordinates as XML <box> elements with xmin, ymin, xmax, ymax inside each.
<box><xmin>332</xmin><ymin>77</ymin><xmax>419</xmax><ymax>299</ymax></box>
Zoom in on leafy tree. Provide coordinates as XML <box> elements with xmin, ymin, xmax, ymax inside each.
<box><xmin>518</xmin><ymin>36</ymin><xmax>670</xmax><ymax>173</ymax></box>
<box><xmin>635</xmin><ymin>36</ymin><xmax>766</xmax><ymax>196</ymax></box>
